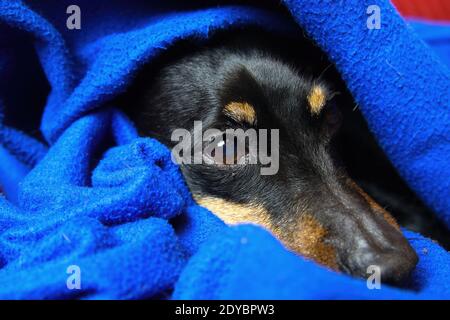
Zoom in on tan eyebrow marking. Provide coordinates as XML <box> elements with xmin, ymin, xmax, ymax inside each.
<box><xmin>307</xmin><ymin>85</ymin><xmax>327</xmax><ymax>115</ymax></box>
<box><xmin>223</xmin><ymin>102</ymin><xmax>257</xmax><ymax>125</ymax></box>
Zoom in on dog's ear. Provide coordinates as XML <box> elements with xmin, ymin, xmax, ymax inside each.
<box><xmin>220</xmin><ymin>66</ymin><xmax>263</xmax><ymax>107</ymax></box>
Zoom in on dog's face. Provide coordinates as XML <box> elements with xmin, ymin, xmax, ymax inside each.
<box><xmin>129</xmin><ymin>34</ymin><xmax>418</xmax><ymax>282</ymax></box>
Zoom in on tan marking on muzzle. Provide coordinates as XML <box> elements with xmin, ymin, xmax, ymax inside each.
<box><xmin>194</xmin><ymin>195</ymin><xmax>272</xmax><ymax>228</ymax></box>
<box><xmin>348</xmin><ymin>180</ymin><xmax>401</xmax><ymax>231</ymax></box>
<box><xmin>280</xmin><ymin>214</ymin><xmax>338</xmax><ymax>270</ymax></box>
<box><xmin>194</xmin><ymin>196</ymin><xmax>338</xmax><ymax>270</ymax></box>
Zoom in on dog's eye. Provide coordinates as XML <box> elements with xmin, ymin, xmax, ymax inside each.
<box><xmin>217</xmin><ymin>138</ymin><xmax>235</xmax><ymax>164</ymax></box>
<box><xmin>220</xmin><ymin>134</ymin><xmax>248</xmax><ymax>164</ymax></box>
<box><xmin>204</xmin><ymin>133</ymin><xmax>252</xmax><ymax>165</ymax></box>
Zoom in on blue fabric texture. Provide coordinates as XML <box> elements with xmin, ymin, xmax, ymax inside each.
<box><xmin>0</xmin><ymin>0</ymin><xmax>449</xmax><ymax>299</ymax></box>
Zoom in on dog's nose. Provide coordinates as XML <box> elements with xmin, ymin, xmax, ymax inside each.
<box><xmin>348</xmin><ymin>245</ymin><xmax>418</xmax><ymax>283</ymax></box>
<box><xmin>329</xmin><ymin>209</ymin><xmax>419</xmax><ymax>282</ymax></box>
<box><xmin>328</xmin><ymin>185</ymin><xmax>419</xmax><ymax>282</ymax></box>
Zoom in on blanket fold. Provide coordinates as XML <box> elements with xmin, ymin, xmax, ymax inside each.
<box><xmin>0</xmin><ymin>0</ymin><xmax>449</xmax><ymax>299</ymax></box>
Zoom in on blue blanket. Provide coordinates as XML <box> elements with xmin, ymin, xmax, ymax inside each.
<box><xmin>0</xmin><ymin>0</ymin><xmax>449</xmax><ymax>299</ymax></box>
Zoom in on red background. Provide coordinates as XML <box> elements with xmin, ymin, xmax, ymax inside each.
<box><xmin>392</xmin><ymin>0</ymin><xmax>450</xmax><ymax>21</ymax></box>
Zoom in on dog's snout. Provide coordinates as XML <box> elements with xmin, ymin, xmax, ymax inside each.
<box><xmin>313</xmin><ymin>181</ymin><xmax>419</xmax><ymax>282</ymax></box>
<box><xmin>346</xmin><ymin>244</ymin><xmax>418</xmax><ymax>283</ymax></box>
<box><xmin>337</xmin><ymin>213</ymin><xmax>419</xmax><ymax>282</ymax></box>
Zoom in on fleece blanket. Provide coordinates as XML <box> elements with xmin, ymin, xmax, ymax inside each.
<box><xmin>0</xmin><ymin>0</ymin><xmax>449</xmax><ymax>299</ymax></box>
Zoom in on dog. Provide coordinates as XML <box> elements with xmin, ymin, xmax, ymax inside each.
<box><xmin>123</xmin><ymin>29</ymin><xmax>418</xmax><ymax>283</ymax></box>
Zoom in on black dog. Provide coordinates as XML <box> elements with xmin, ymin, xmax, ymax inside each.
<box><xmin>123</xmin><ymin>29</ymin><xmax>418</xmax><ymax>282</ymax></box>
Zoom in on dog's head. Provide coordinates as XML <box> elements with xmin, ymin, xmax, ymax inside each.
<box><xmin>130</xmin><ymin>34</ymin><xmax>418</xmax><ymax>282</ymax></box>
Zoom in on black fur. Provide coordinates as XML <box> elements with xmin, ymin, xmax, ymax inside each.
<box><xmin>121</xmin><ymin>29</ymin><xmax>449</xmax><ymax>282</ymax></box>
